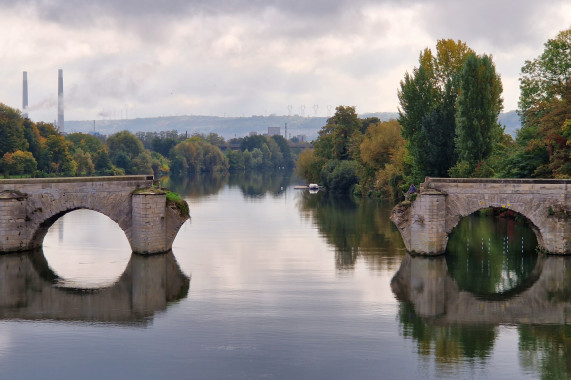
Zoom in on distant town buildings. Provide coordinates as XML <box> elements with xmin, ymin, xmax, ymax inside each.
<box><xmin>267</xmin><ymin>126</ymin><xmax>281</xmax><ymax>136</ymax></box>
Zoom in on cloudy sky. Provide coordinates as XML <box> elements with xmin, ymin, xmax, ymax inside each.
<box><xmin>0</xmin><ymin>0</ymin><xmax>569</xmax><ymax>123</ymax></box>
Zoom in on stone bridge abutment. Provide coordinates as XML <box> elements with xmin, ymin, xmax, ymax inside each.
<box><xmin>0</xmin><ymin>176</ymin><xmax>189</xmax><ymax>254</ymax></box>
<box><xmin>391</xmin><ymin>178</ymin><xmax>571</xmax><ymax>255</ymax></box>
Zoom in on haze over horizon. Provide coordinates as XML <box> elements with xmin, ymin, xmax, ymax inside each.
<box><xmin>1</xmin><ymin>0</ymin><xmax>569</xmax><ymax>123</ymax></box>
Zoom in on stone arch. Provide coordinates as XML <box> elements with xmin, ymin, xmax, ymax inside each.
<box><xmin>29</xmin><ymin>206</ymin><xmax>132</xmax><ymax>251</ymax></box>
<box><xmin>444</xmin><ymin>199</ymin><xmax>546</xmax><ymax>253</ymax></box>
<box><xmin>26</xmin><ymin>192</ymin><xmax>135</xmax><ymax>251</ymax></box>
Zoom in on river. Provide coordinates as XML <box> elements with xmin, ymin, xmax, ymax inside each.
<box><xmin>0</xmin><ymin>171</ymin><xmax>567</xmax><ymax>379</ymax></box>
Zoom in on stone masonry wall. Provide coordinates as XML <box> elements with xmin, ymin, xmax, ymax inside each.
<box><xmin>408</xmin><ymin>191</ymin><xmax>448</xmax><ymax>254</ymax></box>
<box><xmin>131</xmin><ymin>193</ymin><xmax>167</xmax><ymax>254</ymax></box>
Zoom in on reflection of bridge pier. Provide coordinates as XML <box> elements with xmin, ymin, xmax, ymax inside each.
<box><xmin>391</xmin><ymin>253</ymin><xmax>571</xmax><ymax>324</ymax></box>
<box><xmin>391</xmin><ymin>178</ymin><xmax>571</xmax><ymax>255</ymax></box>
<box><xmin>0</xmin><ymin>249</ymin><xmax>189</xmax><ymax>323</ymax></box>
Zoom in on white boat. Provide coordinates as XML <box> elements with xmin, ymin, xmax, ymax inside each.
<box><xmin>308</xmin><ymin>184</ymin><xmax>319</xmax><ymax>190</ymax></box>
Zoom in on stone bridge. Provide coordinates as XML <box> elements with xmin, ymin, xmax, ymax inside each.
<box><xmin>391</xmin><ymin>178</ymin><xmax>571</xmax><ymax>255</ymax></box>
<box><xmin>0</xmin><ymin>176</ymin><xmax>189</xmax><ymax>254</ymax></box>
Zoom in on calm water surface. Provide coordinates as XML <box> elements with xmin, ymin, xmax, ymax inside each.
<box><xmin>0</xmin><ymin>172</ymin><xmax>567</xmax><ymax>379</ymax></box>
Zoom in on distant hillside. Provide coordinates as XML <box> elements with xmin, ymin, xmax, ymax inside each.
<box><xmin>67</xmin><ymin>115</ymin><xmax>328</xmax><ymax>141</ymax></box>
<box><xmin>498</xmin><ymin>110</ymin><xmax>521</xmax><ymax>137</ymax></box>
<box><xmin>66</xmin><ymin>111</ymin><xmax>520</xmax><ymax>140</ymax></box>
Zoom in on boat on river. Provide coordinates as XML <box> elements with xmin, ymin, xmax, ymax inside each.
<box><xmin>294</xmin><ymin>183</ymin><xmax>322</xmax><ymax>190</ymax></box>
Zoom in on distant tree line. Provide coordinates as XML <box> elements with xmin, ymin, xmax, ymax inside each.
<box><xmin>0</xmin><ymin>107</ymin><xmax>299</xmax><ymax>179</ymax></box>
<box><xmin>296</xmin><ymin>27</ymin><xmax>570</xmax><ymax>197</ymax></box>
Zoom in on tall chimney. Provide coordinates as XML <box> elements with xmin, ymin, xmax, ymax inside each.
<box><xmin>58</xmin><ymin>69</ymin><xmax>64</xmax><ymax>131</ymax></box>
<box><xmin>22</xmin><ymin>71</ymin><xmax>28</xmax><ymax>118</ymax></box>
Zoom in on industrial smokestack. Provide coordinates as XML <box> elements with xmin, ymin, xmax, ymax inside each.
<box><xmin>22</xmin><ymin>71</ymin><xmax>28</xmax><ymax>118</ymax></box>
<box><xmin>58</xmin><ymin>69</ymin><xmax>64</xmax><ymax>131</ymax></box>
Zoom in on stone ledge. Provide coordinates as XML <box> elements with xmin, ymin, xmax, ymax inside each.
<box><xmin>0</xmin><ymin>175</ymin><xmax>153</xmax><ymax>185</ymax></box>
<box><xmin>425</xmin><ymin>177</ymin><xmax>571</xmax><ymax>185</ymax></box>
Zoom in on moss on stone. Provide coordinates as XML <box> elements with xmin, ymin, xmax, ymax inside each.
<box><xmin>132</xmin><ymin>187</ymin><xmax>166</xmax><ymax>195</ymax></box>
<box><xmin>166</xmin><ymin>190</ymin><xmax>189</xmax><ymax>218</ymax></box>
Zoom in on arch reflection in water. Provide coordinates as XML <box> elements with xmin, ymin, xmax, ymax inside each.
<box><xmin>0</xmin><ymin>249</ymin><xmax>189</xmax><ymax>324</ymax></box>
<box><xmin>43</xmin><ymin>209</ymin><xmax>132</xmax><ymax>288</ymax></box>
<box><xmin>391</xmin><ymin>253</ymin><xmax>571</xmax><ymax>377</ymax></box>
<box><xmin>445</xmin><ymin>212</ymin><xmax>539</xmax><ymax>296</ymax></box>
<box><xmin>391</xmin><ymin>253</ymin><xmax>571</xmax><ymax>324</ymax></box>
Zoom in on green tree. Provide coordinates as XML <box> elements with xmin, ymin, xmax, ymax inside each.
<box><xmin>44</xmin><ymin>135</ymin><xmax>76</xmax><ymax>175</ymax></box>
<box><xmin>151</xmin><ymin>152</ymin><xmax>170</xmax><ymax>178</ymax></box>
<box><xmin>270</xmin><ymin>135</ymin><xmax>294</xmax><ymax>169</ymax></box>
<box><xmin>35</xmin><ymin>122</ymin><xmax>60</xmax><ymax>138</ymax></box>
<box><xmin>106</xmin><ymin>131</ymin><xmax>145</xmax><ymax>164</ymax></box>
<box><xmin>226</xmin><ymin>150</ymin><xmax>245</xmax><ymax>171</ymax></box>
<box><xmin>0</xmin><ymin>150</ymin><xmax>37</xmax><ymax>177</ymax></box>
<box><xmin>454</xmin><ymin>53</ymin><xmax>503</xmax><ymax>172</ymax></box>
<box><xmin>93</xmin><ymin>149</ymin><xmax>114</xmax><ymax>175</ymax></box>
<box><xmin>359</xmin><ymin>120</ymin><xmax>406</xmax><ymax>196</ymax></box>
<box><xmin>73</xmin><ymin>148</ymin><xmax>95</xmax><ymax>176</ymax></box>
<box><xmin>398</xmin><ymin>40</ymin><xmax>474</xmax><ymax>181</ymax></box>
<box><xmin>131</xmin><ymin>150</ymin><xmax>153</xmax><ymax>175</ymax></box>
<box><xmin>519</xmin><ymin>28</ymin><xmax>570</xmax><ymax>127</ymax></box>
<box><xmin>0</xmin><ymin>103</ymin><xmax>28</xmax><ymax>157</ymax></box>
<box><xmin>320</xmin><ymin>160</ymin><xmax>359</xmax><ymax>194</ymax></box>
<box><xmin>314</xmin><ymin>106</ymin><xmax>361</xmax><ymax>161</ymax></box>
<box><xmin>22</xmin><ymin>119</ymin><xmax>42</xmax><ymax>160</ymax></box>
<box><xmin>67</xmin><ymin>133</ymin><xmax>105</xmax><ymax>155</ymax></box>
<box><xmin>171</xmin><ymin>137</ymin><xmax>228</xmax><ymax>176</ymax></box>
<box><xmin>295</xmin><ymin>148</ymin><xmax>326</xmax><ymax>184</ymax></box>
<box><xmin>515</xmin><ymin>27</ymin><xmax>571</xmax><ymax>178</ymax></box>
<box><xmin>106</xmin><ymin>130</ymin><xmax>154</xmax><ymax>174</ymax></box>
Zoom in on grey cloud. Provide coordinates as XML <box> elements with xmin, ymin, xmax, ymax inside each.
<box><xmin>419</xmin><ymin>0</ymin><xmax>569</xmax><ymax>49</ymax></box>
<box><xmin>2</xmin><ymin>0</ymin><xmax>402</xmax><ymax>30</ymax></box>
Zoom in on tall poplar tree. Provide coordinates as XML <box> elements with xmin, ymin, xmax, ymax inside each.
<box><xmin>398</xmin><ymin>39</ymin><xmax>473</xmax><ymax>181</ymax></box>
<box><xmin>454</xmin><ymin>53</ymin><xmax>503</xmax><ymax>167</ymax></box>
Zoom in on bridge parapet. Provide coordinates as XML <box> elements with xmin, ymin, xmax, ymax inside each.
<box><xmin>391</xmin><ymin>178</ymin><xmax>571</xmax><ymax>255</ymax></box>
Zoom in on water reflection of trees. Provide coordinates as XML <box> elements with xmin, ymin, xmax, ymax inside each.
<box><xmin>297</xmin><ymin>191</ymin><xmax>405</xmax><ymax>271</ymax></box>
<box><xmin>446</xmin><ymin>213</ymin><xmax>539</xmax><ymax>296</ymax></box>
<box><xmin>392</xmin><ymin>252</ymin><xmax>571</xmax><ymax>379</ymax></box>
<box><xmin>399</xmin><ymin>301</ymin><xmax>497</xmax><ymax>367</ymax></box>
<box><xmin>228</xmin><ymin>170</ymin><xmax>293</xmax><ymax>198</ymax></box>
<box><xmin>160</xmin><ymin>173</ymin><xmax>228</xmax><ymax>198</ymax></box>
<box><xmin>519</xmin><ymin>325</ymin><xmax>571</xmax><ymax>379</ymax></box>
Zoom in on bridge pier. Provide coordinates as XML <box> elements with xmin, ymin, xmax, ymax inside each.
<box><xmin>392</xmin><ymin>190</ymin><xmax>448</xmax><ymax>255</ymax></box>
<box><xmin>131</xmin><ymin>192</ymin><xmax>168</xmax><ymax>254</ymax></box>
<box><xmin>0</xmin><ymin>191</ymin><xmax>28</xmax><ymax>252</ymax></box>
